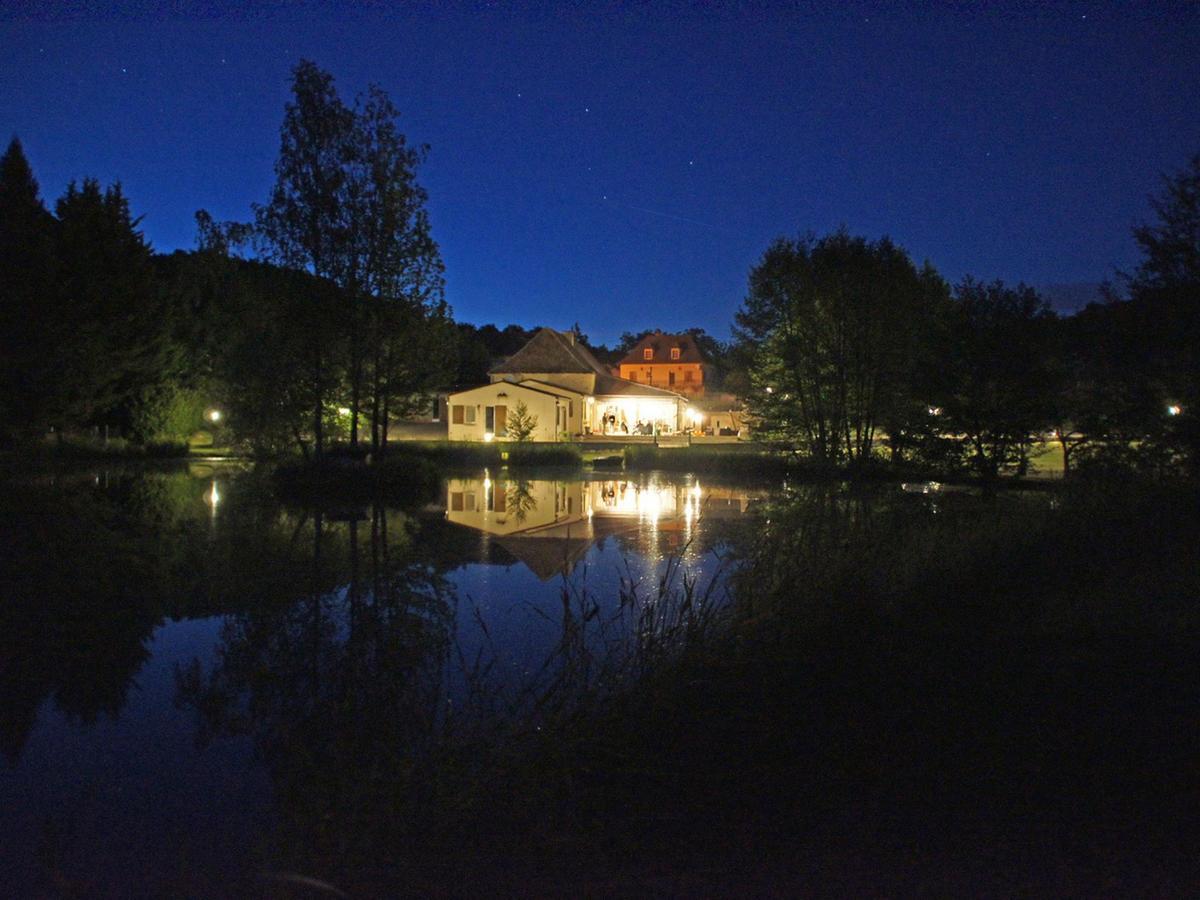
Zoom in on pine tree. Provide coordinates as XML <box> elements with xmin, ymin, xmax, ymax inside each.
<box><xmin>0</xmin><ymin>137</ymin><xmax>57</xmax><ymax>436</ymax></box>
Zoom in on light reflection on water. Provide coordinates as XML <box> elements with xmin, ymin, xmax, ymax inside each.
<box><xmin>0</xmin><ymin>465</ymin><xmax>765</xmax><ymax>893</ymax></box>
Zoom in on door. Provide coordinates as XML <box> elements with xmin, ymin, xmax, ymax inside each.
<box><xmin>495</xmin><ymin>404</ymin><xmax>507</xmax><ymax>437</ymax></box>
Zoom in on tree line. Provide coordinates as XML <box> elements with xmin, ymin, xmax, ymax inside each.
<box><xmin>735</xmin><ymin>154</ymin><xmax>1200</xmax><ymax>478</ymax></box>
<box><xmin>1</xmin><ymin>61</ymin><xmax>453</xmax><ymax>458</ymax></box>
<box><xmin>2</xmin><ymin>58</ymin><xmax>1195</xmax><ymax>475</ymax></box>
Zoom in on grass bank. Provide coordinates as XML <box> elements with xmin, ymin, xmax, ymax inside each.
<box><xmin>380</xmin><ymin>440</ymin><xmax>583</xmax><ymax>469</ymax></box>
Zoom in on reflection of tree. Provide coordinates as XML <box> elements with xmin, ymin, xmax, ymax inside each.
<box><xmin>176</xmin><ymin>502</ymin><xmax>457</xmax><ymax>875</ymax></box>
<box><xmin>505</xmin><ymin>479</ymin><xmax>537</xmax><ymax>524</ymax></box>
<box><xmin>0</xmin><ymin>474</ymin><xmax>207</xmax><ymax>765</ymax></box>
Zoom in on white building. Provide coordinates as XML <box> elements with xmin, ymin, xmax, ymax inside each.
<box><xmin>447</xmin><ymin>328</ymin><xmax>688</xmax><ymax>442</ymax></box>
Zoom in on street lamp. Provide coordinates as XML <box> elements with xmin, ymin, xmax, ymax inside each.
<box><xmin>207</xmin><ymin>409</ymin><xmax>222</xmax><ymax>423</ymax></box>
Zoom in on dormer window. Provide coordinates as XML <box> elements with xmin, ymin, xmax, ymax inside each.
<box><xmin>670</xmin><ymin>347</ymin><xmax>681</xmax><ymax>360</ymax></box>
<box><xmin>643</xmin><ymin>348</ymin><xmax>653</xmax><ymax>360</ymax></box>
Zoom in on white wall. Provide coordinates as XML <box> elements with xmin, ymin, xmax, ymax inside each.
<box><xmin>447</xmin><ymin>383</ymin><xmax>567</xmax><ymax>442</ymax></box>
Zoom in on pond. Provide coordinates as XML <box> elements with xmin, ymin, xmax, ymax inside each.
<box><xmin>0</xmin><ymin>464</ymin><xmax>774</xmax><ymax>893</ymax></box>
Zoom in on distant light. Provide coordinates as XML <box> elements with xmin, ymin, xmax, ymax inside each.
<box><xmin>927</xmin><ymin>406</ymin><xmax>943</xmax><ymax>416</ymax></box>
<box><xmin>207</xmin><ymin>409</ymin><xmax>222</xmax><ymax>423</ymax></box>
<box><xmin>765</xmin><ymin>386</ymin><xmax>773</xmax><ymax>394</ymax></box>
<box><xmin>1167</xmin><ymin>404</ymin><xmax>1182</xmax><ymax>416</ymax></box>
<box><xmin>337</xmin><ymin>406</ymin><xmax>351</xmax><ymax>416</ymax></box>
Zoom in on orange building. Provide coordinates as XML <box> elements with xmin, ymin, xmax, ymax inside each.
<box><xmin>617</xmin><ymin>331</ymin><xmax>711</xmax><ymax>396</ymax></box>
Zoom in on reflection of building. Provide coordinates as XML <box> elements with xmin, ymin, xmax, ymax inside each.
<box><xmin>447</xmin><ymin>328</ymin><xmax>689</xmax><ymax>441</ymax></box>
<box><xmin>443</xmin><ymin>474</ymin><xmax>762</xmax><ymax>580</ymax></box>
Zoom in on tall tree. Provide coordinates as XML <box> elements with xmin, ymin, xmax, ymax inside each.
<box><xmin>1125</xmin><ymin>152</ymin><xmax>1200</xmax><ymax>472</ymax></box>
<box><xmin>53</xmin><ymin>179</ymin><xmax>174</xmax><ymax>431</ymax></box>
<box><xmin>0</xmin><ymin>137</ymin><xmax>57</xmax><ymax>437</ymax></box>
<box><xmin>255</xmin><ymin>61</ymin><xmax>445</xmax><ymax>456</ymax></box>
<box><xmin>735</xmin><ymin>230</ymin><xmax>942</xmax><ymax>463</ymax></box>
<box><xmin>256</xmin><ymin>60</ymin><xmax>356</xmax><ymax>457</ymax></box>
<box><xmin>348</xmin><ymin>83</ymin><xmax>446</xmax><ymax>452</ymax></box>
<box><xmin>942</xmin><ymin>279</ymin><xmax>1056</xmax><ymax>478</ymax></box>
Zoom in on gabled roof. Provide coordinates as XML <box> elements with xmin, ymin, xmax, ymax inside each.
<box><xmin>489</xmin><ymin>328</ymin><xmax>606</xmax><ymax>376</ymax></box>
<box><xmin>488</xmin><ymin>328</ymin><xmax>686</xmax><ymax>401</ymax></box>
<box><xmin>448</xmin><ymin>380</ymin><xmax>569</xmax><ymax>401</ymax></box>
<box><xmin>618</xmin><ymin>331</ymin><xmax>708</xmax><ymax>366</ymax></box>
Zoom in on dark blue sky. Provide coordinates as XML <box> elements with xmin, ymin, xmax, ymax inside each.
<box><xmin>3</xmin><ymin>2</ymin><xmax>1199</xmax><ymax>344</ymax></box>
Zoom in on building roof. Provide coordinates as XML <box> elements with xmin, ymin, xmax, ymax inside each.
<box><xmin>618</xmin><ymin>331</ymin><xmax>708</xmax><ymax>366</ymax></box>
<box><xmin>448</xmin><ymin>380</ymin><xmax>571</xmax><ymax>402</ymax></box>
<box><xmin>593</xmin><ymin>372</ymin><xmax>686</xmax><ymax>400</ymax></box>
<box><xmin>489</xmin><ymin>328</ymin><xmax>607</xmax><ymax>376</ymax></box>
<box><xmin>488</xmin><ymin>328</ymin><xmax>687</xmax><ymax>401</ymax></box>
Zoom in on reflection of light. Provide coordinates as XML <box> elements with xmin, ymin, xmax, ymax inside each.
<box><xmin>483</xmin><ymin>468</ymin><xmax>491</xmax><ymax>492</ymax></box>
<box><xmin>641</xmin><ymin>487</ymin><xmax>662</xmax><ymax>523</ymax></box>
<box><xmin>692</xmin><ymin>482</ymin><xmax>702</xmax><ymax>499</ymax></box>
<box><xmin>204</xmin><ymin>479</ymin><xmax>220</xmax><ymax>515</ymax></box>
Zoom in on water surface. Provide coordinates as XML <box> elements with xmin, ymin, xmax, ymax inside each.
<box><xmin>0</xmin><ymin>464</ymin><xmax>765</xmax><ymax>892</ymax></box>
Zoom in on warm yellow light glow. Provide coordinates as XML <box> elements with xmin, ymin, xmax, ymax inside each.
<box><xmin>337</xmin><ymin>406</ymin><xmax>351</xmax><ymax>416</ymax></box>
<box><xmin>207</xmin><ymin>409</ymin><xmax>222</xmax><ymax>423</ymax></box>
<box><xmin>484</xmin><ymin>432</ymin><xmax>495</xmax><ymax>442</ymax></box>
<box><xmin>204</xmin><ymin>479</ymin><xmax>220</xmax><ymax>515</ymax></box>
<box><xmin>927</xmin><ymin>406</ymin><xmax>942</xmax><ymax>417</ymax></box>
<box><xmin>1167</xmin><ymin>404</ymin><xmax>1182</xmax><ymax>416</ymax></box>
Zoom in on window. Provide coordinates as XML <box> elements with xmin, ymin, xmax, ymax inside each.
<box><xmin>669</xmin><ymin>371</ymin><xmax>676</xmax><ymax>386</ymax></box>
<box><xmin>465</xmin><ymin>406</ymin><xmax>476</xmax><ymax>424</ymax></box>
<box><xmin>485</xmin><ymin>406</ymin><xmax>494</xmax><ymax>432</ymax></box>
<box><xmin>684</xmin><ymin>370</ymin><xmax>694</xmax><ymax>382</ymax></box>
<box><xmin>431</xmin><ymin>397</ymin><xmax>441</xmax><ymax>420</ymax></box>
<box><xmin>670</xmin><ymin>347</ymin><xmax>680</xmax><ymax>360</ymax></box>
<box><xmin>451</xmin><ymin>405</ymin><xmax>465</xmax><ymax>424</ymax></box>
<box><xmin>568</xmin><ymin>400</ymin><xmax>574</xmax><ymax>417</ymax></box>
<box><xmin>629</xmin><ymin>371</ymin><xmax>638</xmax><ymax>382</ymax></box>
<box><xmin>643</xmin><ymin>348</ymin><xmax>653</xmax><ymax>360</ymax></box>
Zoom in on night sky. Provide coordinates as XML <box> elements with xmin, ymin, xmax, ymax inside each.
<box><xmin>3</xmin><ymin>2</ymin><xmax>1198</xmax><ymax>344</ymax></box>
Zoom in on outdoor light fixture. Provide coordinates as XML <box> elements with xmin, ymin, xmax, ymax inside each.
<box><xmin>207</xmin><ymin>409</ymin><xmax>222</xmax><ymax>423</ymax></box>
<box><xmin>484</xmin><ymin>432</ymin><xmax>495</xmax><ymax>442</ymax></box>
<box><xmin>927</xmin><ymin>406</ymin><xmax>943</xmax><ymax>416</ymax></box>
<box><xmin>1167</xmin><ymin>404</ymin><xmax>1182</xmax><ymax>416</ymax></box>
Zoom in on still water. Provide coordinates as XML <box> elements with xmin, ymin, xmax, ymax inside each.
<box><xmin>0</xmin><ymin>464</ymin><xmax>766</xmax><ymax>892</ymax></box>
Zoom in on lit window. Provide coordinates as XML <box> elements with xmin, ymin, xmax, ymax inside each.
<box><xmin>465</xmin><ymin>406</ymin><xmax>477</xmax><ymax>424</ymax></box>
<box><xmin>643</xmin><ymin>348</ymin><xmax>653</xmax><ymax>360</ymax></box>
<box><xmin>671</xmin><ymin>347</ymin><xmax>680</xmax><ymax>360</ymax></box>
